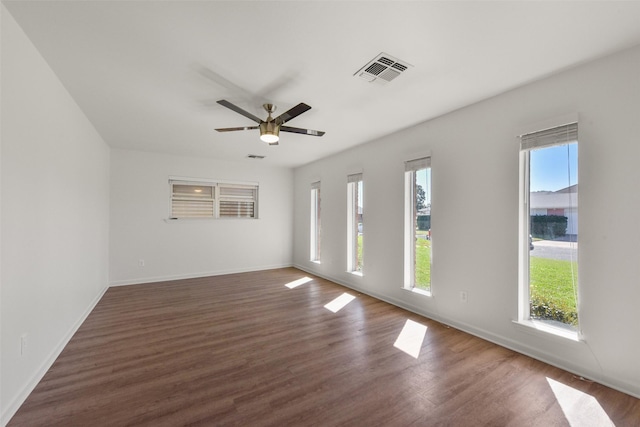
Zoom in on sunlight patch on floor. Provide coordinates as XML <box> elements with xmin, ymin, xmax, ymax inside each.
<box><xmin>324</xmin><ymin>293</ymin><xmax>356</xmax><ymax>313</ymax></box>
<box><xmin>393</xmin><ymin>319</ymin><xmax>427</xmax><ymax>359</ymax></box>
<box><xmin>546</xmin><ymin>377</ymin><xmax>614</xmax><ymax>426</ymax></box>
<box><xmin>285</xmin><ymin>277</ymin><xmax>313</xmax><ymax>289</ymax></box>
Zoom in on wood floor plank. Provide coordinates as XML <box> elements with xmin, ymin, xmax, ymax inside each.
<box><xmin>8</xmin><ymin>267</ymin><xmax>640</xmax><ymax>426</ymax></box>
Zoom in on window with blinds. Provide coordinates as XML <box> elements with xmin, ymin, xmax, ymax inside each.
<box><xmin>219</xmin><ymin>185</ymin><xmax>257</xmax><ymax>218</ymax></box>
<box><xmin>171</xmin><ymin>183</ymin><xmax>215</xmax><ymax>218</ymax></box>
<box><xmin>170</xmin><ymin>179</ymin><xmax>258</xmax><ymax>219</ymax></box>
<box><xmin>518</xmin><ymin>121</ymin><xmax>579</xmax><ymax>336</ymax></box>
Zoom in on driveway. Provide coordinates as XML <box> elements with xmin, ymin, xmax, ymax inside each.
<box><xmin>531</xmin><ymin>240</ymin><xmax>578</xmax><ymax>261</ymax></box>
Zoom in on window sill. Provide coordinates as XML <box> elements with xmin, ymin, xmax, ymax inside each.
<box><xmin>401</xmin><ymin>287</ymin><xmax>432</xmax><ymax>297</ymax></box>
<box><xmin>348</xmin><ymin>271</ymin><xmax>363</xmax><ymax>277</ymax></box>
<box><xmin>512</xmin><ymin>319</ymin><xmax>581</xmax><ymax>343</ymax></box>
<box><xmin>310</xmin><ymin>260</ymin><xmax>321</xmax><ymax>265</ymax></box>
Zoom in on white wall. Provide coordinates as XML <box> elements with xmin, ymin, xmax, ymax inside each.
<box><xmin>1</xmin><ymin>6</ymin><xmax>111</xmax><ymax>423</ymax></box>
<box><xmin>293</xmin><ymin>45</ymin><xmax>640</xmax><ymax>398</ymax></box>
<box><xmin>109</xmin><ymin>149</ymin><xmax>293</xmax><ymax>285</ymax></box>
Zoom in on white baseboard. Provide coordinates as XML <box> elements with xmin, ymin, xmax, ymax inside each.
<box><xmin>292</xmin><ymin>263</ymin><xmax>640</xmax><ymax>400</ymax></box>
<box><xmin>1</xmin><ymin>286</ymin><xmax>109</xmax><ymax>427</ymax></box>
<box><xmin>109</xmin><ymin>263</ymin><xmax>294</xmax><ymax>287</ymax></box>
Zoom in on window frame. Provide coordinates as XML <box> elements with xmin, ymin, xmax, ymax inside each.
<box><xmin>310</xmin><ymin>181</ymin><xmax>321</xmax><ymax>263</ymax></box>
<box><xmin>169</xmin><ymin>177</ymin><xmax>259</xmax><ymax>220</ymax></box>
<box><xmin>517</xmin><ymin>121</ymin><xmax>580</xmax><ymax>339</ymax></box>
<box><xmin>218</xmin><ymin>183</ymin><xmax>258</xmax><ymax>218</ymax></box>
<box><xmin>347</xmin><ymin>173</ymin><xmax>363</xmax><ymax>274</ymax></box>
<box><xmin>404</xmin><ymin>157</ymin><xmax>432</xmax><ymax>295</ymax></box>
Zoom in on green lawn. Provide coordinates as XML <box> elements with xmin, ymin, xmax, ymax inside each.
<box><xmin>415</xmin><ymin>238</ymin><xmax>431</xmax><ymax>291</ymax></box>
<box><xmin>530</xmin><ymin>256</ymin><xmax>578</xmax><ymax>325</ymax></box>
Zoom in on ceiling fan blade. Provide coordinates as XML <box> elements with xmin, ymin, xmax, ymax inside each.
<box><xmin>217</xmin><ymin>100</ymin><xmax>263</xmax><ymax>124</ymax></box>
<box><xmin>273</xmin><ymin>103</ymin><xmax>311</xmax><ymax>126</ymax></box>
<box><xmin>280</xmin><ymin>125</ymin><xmax>325</xmax><ymax>137</ymax></box>
<box><xmin>215</xmin><ymin>126</ymin><xmax>259</xmax><ymax>132</ymax></box>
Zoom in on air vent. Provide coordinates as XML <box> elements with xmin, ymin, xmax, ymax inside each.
<box><xmin>354</xmin><ymin>53</ymin><xmax>412</xmax><ymax>84</ymax></box>
<box><xmin>247</xmin><ymin>154</ymin><xmax>265</xmax><ymax>159</ymax></box>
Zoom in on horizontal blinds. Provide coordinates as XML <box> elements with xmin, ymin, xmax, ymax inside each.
<box><xmin>220</xmin><ymin>201</ymin><xmax>255</xmax><ymax>218</ymax></box>
<box><xmin>171</xmin><ymin>182</ymin><xmax>215</xmax><ymax>218</ymax></box>
<box><xmin>219</xmin><ymin>185</ymin><xmax>256</xmax><ymax>199</ymax></box>
<box><xmin>347</xmin><ymin>173</ymin><xmax>363</xmax><ymax>183</ymax></box>
<box><xmin>520</xmin><ymin>122</ymin><xmax>578</xmax><ymax>151</ymax></box>
<box><xmin>219</xmin><ymin>184</ymin><xmax>258</xmax><ymax>218</ymax></box>
<box><xmin>405</xmin><ymin>157</ymin><xmax>431</xmax><ymax>172</ymax></box>
<box><xmin>172</xmin><ymin>200</ymin><xmax>215</xmax><ymax>218</ymax></box>
<box><xmin>169</xmin><ymin>180</ymin><xmax>258</xmax><ymax>219</ymax></box>
<box><xmin>311</xmin><ymin>181</ymin><xmax>321</xmax><ymax>190</ymax></box>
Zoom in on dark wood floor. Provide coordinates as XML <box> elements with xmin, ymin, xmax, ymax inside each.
<box><xmin>9</xmin><ymin>268</ymin><xmax>640</xmax><ymax>426</ymax></box>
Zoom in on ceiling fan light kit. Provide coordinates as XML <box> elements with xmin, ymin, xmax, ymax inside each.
<box><xmin>259</xmin><ymin>121</ymin><xmax>280</xmax><ymax>144</ymax></box>
<box><xmin>259</xmin><ymin>104</ymin><xmax>280</xmax><ymax>144</ymax></box>
<box><xmin>215</xmin><ymin>100</ymin><xmax>325</xmax><ymax>145</ymax></box>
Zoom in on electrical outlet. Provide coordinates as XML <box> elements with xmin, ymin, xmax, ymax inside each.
<box><xmin>20</xmin><ymin>334</ymin><xmax>28</xmax><ymax>356</ymax></box>
<box><xmin>460</xmin><ymin>291</ymin><xmax>468</xmax><ymax>303</ymax></box>
<box><xmin>138</xmin><ymin>259</ymin><xmax>145</xmax><ymax>267</ymax></box>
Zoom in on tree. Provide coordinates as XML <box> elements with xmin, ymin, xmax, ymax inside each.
<box><xmin>416</xmin><ymin>184</ymin><xmax>426</xmax><ymax>210</ymax></box>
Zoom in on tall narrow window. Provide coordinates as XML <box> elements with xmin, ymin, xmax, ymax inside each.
<box><xmin>519</xmin><ymin>122</ymin><xmax>579</xmax><ymax>333</ymax></box>
<box><xmin>347</xmin><ymin>173</ymin><xmax>363</xmax><ymax>273</ymax></box>
<box><xmin>310</xmin><ymin>181</ymin><xmax>321</xmax><ymax>262</ymax></box>
<box><xmin>404</xmin><ymin>158</ymin><xmax>431</xmax><ymax>293</ymax></box>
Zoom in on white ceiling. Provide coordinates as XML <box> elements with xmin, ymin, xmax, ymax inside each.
<box><xmin>4</xmin><ymin>1</ymin><xmax>640</xmax><ymax>168</ymax></box>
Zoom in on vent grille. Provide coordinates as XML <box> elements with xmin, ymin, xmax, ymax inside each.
<box><xmin>378</xmin><ymin>56</ymin><xmax>394</xmax><ymax>66</ymax></box>
<box><xmin>364</xmin><ymin>62</ymin><xmax>387</xmax><ymax>76</ymax></box>
<box><xmin>354</xmin><ymin>52</ymin><xmax>412</xmax><ymax>84</ymax></box>
<box><xmin>378</xmin><ymin>68</ymin><xmax>401</xmax><ymax>82</ymax></box>
<box><xmin>392</xmin><ymin>62</ymin><xmax>408</xmax><ymax>72</ymax></box>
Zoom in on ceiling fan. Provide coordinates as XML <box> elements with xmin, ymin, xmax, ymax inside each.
<box><xmin>215</xmin><ymin>99</ymin><xmax>325</xmax><ymax>145</ymax></box>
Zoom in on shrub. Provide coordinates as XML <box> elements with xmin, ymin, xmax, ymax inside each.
<box><xmin>530</xmin><ymin>295</ymin><xmax>578</xmax><ymax>326</ymax></box>
<box><xmin>530</xmin><ymin>215</ymin><xmax>567</xmax><ymax>239</ymax></box>
<box><xmin>417</xmin><ymin>215</ymin><xmax>430</xmax><ymax>231</ymax></box>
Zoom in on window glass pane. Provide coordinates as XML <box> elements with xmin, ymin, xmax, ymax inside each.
<box><xmin>404</xmin><ymin>159</ymin><xmax>431</xmax><ymax>294</ymax></box>
<box><xmin>347</xmin><ymin>176</ymin><xmax>363</xmax><ymax>273</ymax></box>
<box><xmin>414</xmin><ymin>167</ymin><xmax>431</xmax><ymax>291</ymax></box>
<box><xmin>528</xmin><ymin>142</ymin><xmax>578</xmax><ymax>330</ymax></box>
<box><xmin>356</xmin><ymin>180</ymin><xmax>363</xmax><ymax>272</ymax></box>
<box><xmin>172</xmin><ymin>199</ymin><xmax>214</xmax><ymax>218</ymax></box>
<box><xmin>171</xmin><ymin>183</ymin><xmax>215</xmax><ymax>218</ymax></box>
<box><xmin>219</xmin><ymin>200</ymin><xmax>254</xmax><ymax>218</ymax></box>
<box><xmin>219</xmin><ymin>186</ymin><xmax>255</xmax><ymax>199</ymax></box>
<box><xmin>310</xmin><ymin>186</ymin><xmax>321</xmax><ymax>262</ymax></box>
<box><xmin>219</xmin><ymin>184</ymin><xmax>257</xmax><ymax>218</ymax></box>
<box><xmin>172</xmin><ymin>184</ymin><xmax>214</xmax><ymax>200</ymax></box>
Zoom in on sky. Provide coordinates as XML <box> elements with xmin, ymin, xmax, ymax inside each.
<box><xmin>530</xmin><ymin>143</ymin><xmax>578</xmax><ymax>192</ymax></box>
